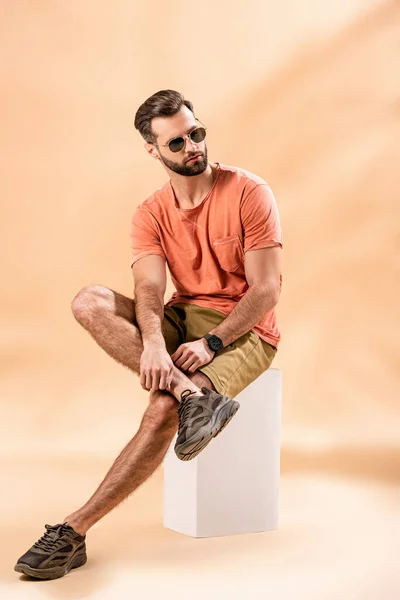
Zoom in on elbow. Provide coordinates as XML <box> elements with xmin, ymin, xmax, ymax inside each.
<box><xmin>254</xmin><ymin>282</ymin><xmax>280</xmax><ymax>307</ymax></box>
<box><xmin>134</xmin><ymin>280</ymin><xmax>165</xmax><ymax>303</ymax></box>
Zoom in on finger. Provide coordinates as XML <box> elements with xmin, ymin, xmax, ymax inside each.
<box><xmin>174</xmin><ymin>353</ymin><xmax>186</xmax><ymax>368</ymax></box>
<box><xmin>140</xmin><ymin>370</ymin><xmax>146</xmax><ymax>389</ymax></box>
<box><xmin>162</xmin><ymin>370</ymin><xmax>172</xmax><ymax>389</ymax></box>
<box><xmin>176</xmin><ymin>356</ymin><xmax>190</xmax><ymax>369</ymax></box>
<box><xmin>171</xmin><ymin>347</ymin><xmax>183</xmax><ymax>361</ymax></box>
<box><xmin>151</xmin><ymin>371</ymin><xmax>160</xmax><ymax>392</ymax></box>
<box><xmin>188</xmin><ymin>361</ymin><xmax>199</xmax><ymax>373</ymax></box>
<box><xmin>145</xmin><ymin>371</ymin><xmax>152</xmax><ymax>391</ymax></box>
<box><xmin>166</xmin><ymin>370</ymin><xmax>174</xmax><ymax>389</ymax></box>
<box><xmin>158</xmin><ymin>373</ymin><xmax>167</xmax><ymax>390</ymax></box>
<box><xmin>181</xmin><ymin>357</ymin><xmax>195</xmax><ymax>371</ymax></box>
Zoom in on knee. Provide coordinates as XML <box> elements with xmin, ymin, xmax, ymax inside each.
<box><xmin>142</xmin><ymin>392</ymin><xmax>179</xmax><ymax>432</ymax></box>
<box><xmin>71</xmin><ymin>285</ymin><xmax>112</xmax><ymax>323</ymax></box>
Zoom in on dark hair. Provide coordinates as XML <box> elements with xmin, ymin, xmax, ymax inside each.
<box><xmin>134</xmin><ymin>90</ymin><xmax>195</xmax><ymax>144</ymax></box>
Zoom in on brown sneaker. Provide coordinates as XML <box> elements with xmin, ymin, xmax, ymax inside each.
<box><xmin>14</xmin><ymin>522</ymin><xmax>87</xmax><ymax>580</ymax></box>
<box><xmin>174</xmin><ymin>386</ymin><xmax>240</xmax><ymax>461</ymax></box>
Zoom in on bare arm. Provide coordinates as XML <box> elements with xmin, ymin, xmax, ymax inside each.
<box><xmin>132</xmin><ymin>254</ymin><xmax>167</xmax><ymax>349</ymax></box>
<box><xmin>208</xmin><ymin>246</ymin><xmax>281</xmax><ymax>347</ymax></box>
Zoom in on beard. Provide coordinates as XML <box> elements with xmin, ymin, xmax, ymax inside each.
<box><xmin>158</xmin><ymin>145</ymin><xmax>209</xmax><ymax>177</ymax></box>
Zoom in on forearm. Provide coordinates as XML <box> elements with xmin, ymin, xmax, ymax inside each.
<box><xmin>208</xmin><ymin>284</ymin><xmax>279</xmax><ymax>347</ymax></box>
<box><xmin>134</xmin><ymin>282</ymin><xmax>166</xmax><ymax>348</ymax></box>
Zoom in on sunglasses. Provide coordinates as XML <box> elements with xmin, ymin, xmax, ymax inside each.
<box><xmin>153</xmin><ymin>120</ymin><xmax>207</xmax><ymax>153</ymax></box>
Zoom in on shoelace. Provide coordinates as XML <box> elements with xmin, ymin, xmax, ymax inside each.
<box><xmin>177</xmin><ymin>388</ymin><xmax>203</xmax><ymax>424</ymax></box>
<box><xmin>180</xmin><ymin>388</ymin><xmax>202</xmax><ymax>404</ymax></box>
<box><xmin>177</xmin><ymin>387</ymin><xmax>214</xmax><ymax>429</ymax></box>
<box><xmin>33</xmin><ymin>523</ymin><xmax>73</xmax><ymax>552</ymax></box>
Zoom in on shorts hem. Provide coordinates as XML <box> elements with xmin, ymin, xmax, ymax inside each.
<box><xmin>197</xmin><ymin>364</ymin><xmax>225</xmax><ymax>395</ymax></box>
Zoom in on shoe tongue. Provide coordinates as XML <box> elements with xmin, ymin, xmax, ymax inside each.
<box><xmin>47</xmin><ymin>522</ymin><xmax>71</xmax><ymax>538</ymax></box>
<box><xmin>49</xmin><ymin>523</ymin><xmax>63</xmax><ymax>535</ymax></box>
<box><xmin>63</xmin><ymin>522</ymin><xmax>85</xmax><ymax>538</ymax></box>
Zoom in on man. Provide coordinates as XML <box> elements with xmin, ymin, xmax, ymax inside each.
<box><xmin>14</xmin><ymin>89</ymin><xmax>282</xmax><ymax>580</ymax></box>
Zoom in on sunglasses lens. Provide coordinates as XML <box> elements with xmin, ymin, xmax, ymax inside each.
<box><xmin>167</xmin><ymin>127</ymin><xmax>206</xmax><ymax>152</ymax></box>
<box><xmin>191</xmin><ymin>127</ymin><xmax>206</xmax><ymax>143</ymax></box>
<box><xmin>169</xmin><ymin>138</ymin><xmax>184</xmax><ymax>153</ymax></box>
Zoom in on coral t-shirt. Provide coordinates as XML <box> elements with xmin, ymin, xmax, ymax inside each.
<box><xmin>129</xmin><ymin>162</ymin><xmax>283</xmax><ymax>347</ymax></box>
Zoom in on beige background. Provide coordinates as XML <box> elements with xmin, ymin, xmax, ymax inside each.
<box><xmin>1</xmin><ymin>1</ymin><xmax>399</xmax><ymax>598</ymax></box>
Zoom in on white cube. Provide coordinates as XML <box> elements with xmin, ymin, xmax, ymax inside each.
<box><xmin>163</xmin><ymin>368</ymin><xmax>282</xmax><ymax>538</ymax></box>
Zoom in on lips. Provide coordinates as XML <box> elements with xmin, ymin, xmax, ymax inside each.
<box><xmin>187</xmin><ymin>154</ymin><xmax>202</xmax><ymax>162</ymax></box>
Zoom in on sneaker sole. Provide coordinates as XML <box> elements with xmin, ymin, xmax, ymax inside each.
<box><xmin>14</xmin><ymin>549</ymin><xmax>87</xmax><ymax>580</ymax></box>
<box><xmin>175</xmin><ymin>398</ymin><xmax>240</xmax><ymax>461</ymax></box>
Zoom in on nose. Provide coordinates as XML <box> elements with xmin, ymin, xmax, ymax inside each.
<box><xmin>183</xmin><ymin>133</ymin><xmax>199</xmax><ymax>152</ymax></box>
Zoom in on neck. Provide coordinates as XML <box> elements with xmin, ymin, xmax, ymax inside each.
<box><xmin>170</xmin><ymin>163</ymin><xmax>216</xmax><ymax>207</ymax></box>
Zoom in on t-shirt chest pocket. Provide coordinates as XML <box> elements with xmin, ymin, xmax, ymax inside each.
<box><xmin>211</xmin><ymin>233</ymin><xmax>244</xmax><ymax>273</ymax></box>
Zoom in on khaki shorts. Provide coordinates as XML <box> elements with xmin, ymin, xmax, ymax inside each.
<box><xmin>143</xmin><ymin>301</ymin><xmax>277</xmax><ymax>400</ymax></box>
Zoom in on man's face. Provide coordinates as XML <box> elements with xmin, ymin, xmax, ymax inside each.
<box><xmin>150</xmin><ymin>106</ymin><xmax>208</xmax><ymax>177</ymax></box>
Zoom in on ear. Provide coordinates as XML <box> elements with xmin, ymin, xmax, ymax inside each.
<box><xmin>144</xmin><ymin>142</ymin><xmax>160</xmax><ymax>161</ymax></box>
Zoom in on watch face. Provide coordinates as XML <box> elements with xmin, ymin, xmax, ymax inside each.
<box><xmin>209</xmin><ymin>335</ymin><xmax>223</xmax><ymax>351</ymax></box>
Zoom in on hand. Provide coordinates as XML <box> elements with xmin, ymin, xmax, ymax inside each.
<box><xmin>140</xmin><ymin>342</ymin><xmax>175</xmax><ymax>392</ymax></box>
<box><xmin>171</xmin><ymin>338</ymin><xmax>215</xmax><ymax>373</ymax></box>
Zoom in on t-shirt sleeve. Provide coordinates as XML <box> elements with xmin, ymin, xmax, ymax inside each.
<box><xmin>240</xmin><ymin>183</ymin><xmax>283</xmax><ymax>253</ymax></box>
<box><xmin>129</xmin><ymin>207</ymin><xmax>166</xmax><ymax>268</ymax></box>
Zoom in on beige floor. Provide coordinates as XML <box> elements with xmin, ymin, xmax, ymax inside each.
<box><xmin>2</xmin><ymin>453</ymin><xmax>399</xmax><ymax>599</ymax></box>
<box><xmin>1</xmin><ymin>0</ymin><xmax>400</xmax><ymax>598</ymax></box>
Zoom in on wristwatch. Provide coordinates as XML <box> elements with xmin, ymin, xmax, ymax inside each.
<box><xmin>202</xmin><ymin>333</ymin><xmax>224</xmax><ymax>354</ymax></box>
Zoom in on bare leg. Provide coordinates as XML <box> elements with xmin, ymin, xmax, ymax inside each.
<box><xmin>70</xmin><ymin>284</ymin><xmax>203</xmax><ymax>400</ymax></box>
<box><xmin>64</xmin><ymin>285</ymin><xmax>216</xmax><ymax>535</ymax></box>
<box><xmin>64</xmin><ymin>370</ymin><xmax>214</xmax><ymax>535</ymax></box>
